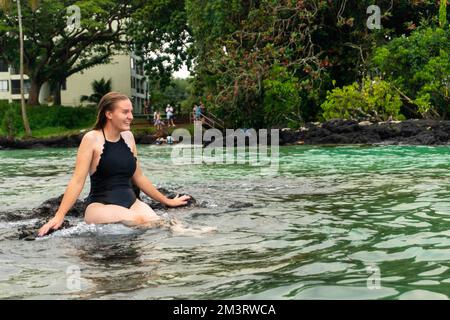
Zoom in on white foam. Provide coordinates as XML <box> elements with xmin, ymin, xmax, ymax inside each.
<box><xmin>0</xmin><ymin>219</ymin><xmax>39</xmax><ymax>228</ymax></box>
<box><xmin>36</xmin><ymin>222</ymin><xmax>142</xmax><ymax>240</ymax></box>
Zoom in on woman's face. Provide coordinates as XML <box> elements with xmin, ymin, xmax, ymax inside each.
<box><xmin>106</xmin><ymin>99</ymin><xmax>133</xmax><ymax>131</ymax></box>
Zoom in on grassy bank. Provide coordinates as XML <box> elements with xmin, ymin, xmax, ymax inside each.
<box><xmin>0</xmin><ymin>100</ymin><xmax>195</xmax><ymax>139</ymax></box>
<box><xmin>0</xmin><ymin>101</ymin><xmax>96</xmax><ymax>139</ymax></box>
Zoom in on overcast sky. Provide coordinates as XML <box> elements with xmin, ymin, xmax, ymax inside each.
<box><xmin>172</xmin><ymin>63</ymin><xmax>190</xmax><ymax>79</ymax></box>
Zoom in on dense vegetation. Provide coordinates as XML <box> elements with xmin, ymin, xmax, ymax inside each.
<box><xmin>1</xmin><ymin>0</ymin><xmax>449</xmax><ymax>136</ymax></box>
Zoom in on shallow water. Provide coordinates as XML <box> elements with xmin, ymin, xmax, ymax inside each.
<box><xmin>1</xmin><ymin>145</ymin><xmax>450</xmax><ymax>299</ymax></box>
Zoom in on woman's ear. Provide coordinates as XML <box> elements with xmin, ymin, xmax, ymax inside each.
<box><xmin>105</xmin><ymin>110</ymin><xmax>113</xmax><ymax>120</ymax></box>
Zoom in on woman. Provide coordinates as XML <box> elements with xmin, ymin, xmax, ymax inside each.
<box><xmin>38</xmin><ymin>92</ymin><xmax>190</xmax><ymax>237</ymax></box>
<box><xmin>153</xmin><ymin>109</ymin><xmax>163</xmax><ymax>132</ymax></box>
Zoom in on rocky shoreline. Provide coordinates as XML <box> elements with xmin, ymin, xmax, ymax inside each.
<box><xmin>0</xmin><ymin>132</ymin><xmax>159</xmax><ymax>149</ymax></box>
<box><xmin>2</xmin><ymin>119</ymin><xmax>450</xmax><ymax>149</ymax></box>
<box><xmin>280</xmin><ymin>119</ymin><xmax>450</xmax><ymax>146</ymax></box>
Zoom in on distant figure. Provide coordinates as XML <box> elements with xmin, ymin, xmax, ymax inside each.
<box><xmin>155</xmin><ymin>137</ymin><xmax>166</xmax><ymax>145</ymax></box>
<box><xmin>192</xmin><ymin>105</ymin><xmax>197</xmax><ymax>121</ymax></box>
<box><xmin>154</xmin><ymin>109</ymin><xmax>163</xmax><ymax>132</ymax></box>
<box><xmin>155</xmin><ymin>135</ymin><xmax>174</xmax><ymax>145</ymax></box>
<box><xmin>143</xmin><ymin>100</ymin><xmax>150</xmax><ymax>115</ymax></box>
<box><xmin>166</xmin><ymin>104</ymin><xmax>175</xmax><ymax>127</ymax></box>
<box><xmin>194</xmin><ymin>104</ymin><xmax>202</xmax><ymax>121</ymax></box>
<box><xmin>200</xmin><ymin>102</ymin><xmax>206</xmax><ymax>117</ymax></box>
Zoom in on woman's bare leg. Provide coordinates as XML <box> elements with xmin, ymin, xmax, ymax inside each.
<box><xmin>84</xmin><ymin>200</ymin><xmax>160</xmax><ymax>227</ymax></box>
<box><xmin>85</xmin><ymin>200</ymin><xmax>216</xmax><ymax>234</ymax></box>
<box><xmin>129</xmin><ymin>199</ymin><xmax>165</xmax><ymax>228</ymax></box>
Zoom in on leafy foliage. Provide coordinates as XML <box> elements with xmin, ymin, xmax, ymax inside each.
<box><xmin>321</xmin><ymin>77</ymin><xmax>403</xmax><ymax>122</ymax></box>
<box><xmin>373</xmin><ymin>26</ymin><xmax>450</xmax><ymax>118</ymax></box>
<box><xmin>185</xmin><ymin>0</ymin><xmax>441</xmax><ymax>127</ymax></box>
<box><xmin>80</xmin><ymin>78</ymin><xmax>112</xmax><ymax>104</ymax></box>
<box><xmin>0</xmin><ymin>101</ymin><xmax>96</xmax><ymax>135</ymax></box>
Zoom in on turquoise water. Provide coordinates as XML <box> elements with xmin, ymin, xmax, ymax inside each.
<box><xmin>1</xmin><ymin>145</ymin><xmax>450</xmax><ymax>299</ymax></box>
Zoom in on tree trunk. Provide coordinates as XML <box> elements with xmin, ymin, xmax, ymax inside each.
<box><xmin>52</xmin><ymin>82</ymin><xmax>61</xmax><ymax>105</ymax></box>
<box><xmin>17</xmin><ymin>0</ymin><xmax>32</xmax><ymax>137</ymax></box>
<box><xmin>27</xmin><ymin>78</ymin><xmax>42</xmax><ymax>106</ymax></box>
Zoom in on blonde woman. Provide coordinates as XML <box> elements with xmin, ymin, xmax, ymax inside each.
<box><xmin>38</xmin><ymin>92</ymin><xmax>190</xmax><ymax>237</ymax></box>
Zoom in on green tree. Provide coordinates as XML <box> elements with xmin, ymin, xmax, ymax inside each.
<box><xmin>373</xmin><ymin>26</ymin><xmax>450</xmax><ymax>118</ymax></box>
<box><xmin>80</xmin><ymin>78</ymin><xmax>112</xmax><ymax>105</ymax></box>
<box><xmin>186</xmin><ymin>0</ymin><xmax>440</xmax><ymax>127</ymax></box>
<box><xmin>0</xmin><ymin>0</ymin><xmax>39</xmax><ymax>136</ymax></box>
<box><xmin>130</xmin><ymin>0</ymin><xmax>190</xmax><ymax>90</ymax></box>
<box><xmin>439</xmin><ymin>0</ymin><xmax>447</xmax><ymax>28</ymax></box>
<box><xmin>263</xmin><ymin>65</ymin><xmax>302</xmax><ymax>128</ymax></box>
<box><xmin>321</xmin><ymin>77</ymin><xmax>403</xmax><ymax>122</ymax></box>
<box><xmin>0</xmin><ymin>0</ymin><xmax>148</xmax><ymax>105</ymax></box>
<box><xmin>149</xmin><ymin>78</ymin><xmax>191</xmax><ymax>115</ymax></box>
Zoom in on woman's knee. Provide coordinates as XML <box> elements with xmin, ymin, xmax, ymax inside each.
<box><xmin>130</xmin><ymin>200</ymin><xmax>158</xmax><ymax>216</ymax></box>
<box><xmin>133</xmin><ymin>212</ymin><xmax>160</xmax><ymax>224</ymax></box>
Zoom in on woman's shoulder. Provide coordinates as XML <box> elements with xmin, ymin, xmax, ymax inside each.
<box><xmin>78</xmin><ymin>130</ymin><xmax>101</xmax><ymax>149</ymax></box>
<box><xmin>81</xmin><ymin>130</ymin><xmax>95</xmax><ymax>139</ymax></box>
<box><xmin>121</xmin><ymin>130</ymin><xmax>135</xmax><ymax>142</ymax></box>
<box><xmin>82</xmin><ymin>130</ymin><xmax>101</xmax><ymax>141</ymax></box>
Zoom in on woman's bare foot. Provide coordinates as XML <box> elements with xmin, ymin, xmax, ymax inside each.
<box><xmin>168</xmin><ymin>218</ymin><xmax>217</xmax><ymax>236</ymax></box>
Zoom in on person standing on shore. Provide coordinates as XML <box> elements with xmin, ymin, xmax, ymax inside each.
<box><xmin>166</xmin><ymin>104</ymin><xmax>175</xmax><ymax>127</ymax></box>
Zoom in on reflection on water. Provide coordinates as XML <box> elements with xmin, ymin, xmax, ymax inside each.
<box><xmin>1</xmin><ymin>145</ymin><xmax>450</xmax><ymax>299</ymax></box>
<box><xmin>74</xmin><ymin>235</ymin><xmax>159</xmax><ymax>299</ymax></box>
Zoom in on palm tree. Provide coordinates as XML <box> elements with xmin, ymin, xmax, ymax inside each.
<box><xmin>80</xmin><ymin>78</ymin><xmax>113</xmax><ymax>105</ymax></box>
<box><xmin>0</xmin><ymin>0</ymin><xmax>38</xmax><ymax>137</ymax></box>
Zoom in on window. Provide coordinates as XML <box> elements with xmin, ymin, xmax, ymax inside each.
<box><xmin>137</xmin><ymin>63</ymin><xmax>143</xmax><ymax>75</ymax></box>
<box><xmin>0</xmin><ymin>59</ymin><xmax>8</xmax><ymax>72</ymax></box>
<box><xmin>0</xmin><ymin>80</ymin><xmax>8</xmax><ymax>92</ymax></box>
<box><xmin>11</xmin><ymin>80</ymin><xmax>20</xmax><ymax>94</ymax></box>
<box><xmin>9</xmin><ymin>66</ymin><xmax>18</xmax><ymax>75</ymax></box>
<box><xmin>11</xmin><ymin>80</ymin><xmax>30</xmax><ymax>94</ymax></box>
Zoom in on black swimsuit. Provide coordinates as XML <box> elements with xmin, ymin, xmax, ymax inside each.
<box><xmin>85</xmin><ymin>129</ymin><xmax>138</xmax><ymax>208</ymax></box>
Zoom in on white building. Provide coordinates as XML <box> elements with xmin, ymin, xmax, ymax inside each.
<box><xmin>0</xmin><ymin>58</ymin><xmax>30</xmax><ymax>102</ymax></box>
<box><xmin>1</xmin><ymin>52</ymin><xmax>148</xmax><ymax>113</ymax></box>
<box><xmin>60</xmin><ymin>52</ymin><xmax>148</xmax><ymax>112</ymax></box>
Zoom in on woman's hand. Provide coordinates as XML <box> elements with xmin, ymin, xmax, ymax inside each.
<box><xmin>38</xmin><ymin>215</ymin><xmax>65</xmax><ymax>237</ymax></box>
<box><xmin>166</xmin><ymin>194</ymin><xmax>191</xmax><ymax>207</ymax></box>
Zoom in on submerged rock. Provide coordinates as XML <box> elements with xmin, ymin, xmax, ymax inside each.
<box><xmin>1</xmin><ymin>188</ymin><xmax>198</xmax><ymax>240</ymax></box>
<box><xmin>2</xmin><ymin>187</ymin><xmax>254</xmax><ymax>240</ymax></box>
<box><xmin>18</xmin><ymin>220</ymin><xmax>73</xmax><ymax>241</ymax></box>
<box><xmin>229</xmin><ymin>201</ymin><xmax>254</xmax><ymax>209</ymax></box>
<box><xmin>141</xmin><ymin>187</ymin><xmax>198</xmax><ymax>210</ymax></box>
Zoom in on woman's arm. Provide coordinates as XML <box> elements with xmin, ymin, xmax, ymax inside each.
<box><xmin>38</xmin><ymin>132</ymin><xmax>95</xmax><ymax>236</ymax></box>
<box><xmin>126</xmin><ymin>132</ymin><xmax>190</xmax><ymax>207</ymax></box>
